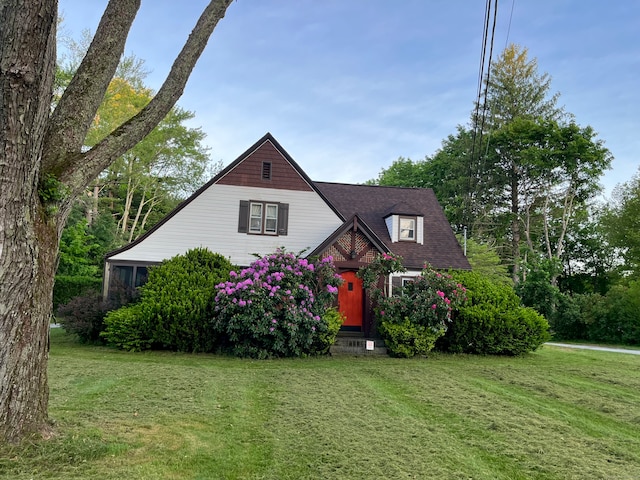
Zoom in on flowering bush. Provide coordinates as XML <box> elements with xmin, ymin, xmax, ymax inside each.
<box><xmin>380</xmin><ymin>266</ymin><xmax>467</xmax><ymax>325</ymax></box>
<box><xmin>376</xmin><ymin>265</ymin><xmax>468</xmax><ymax>357</ymax></box>
<box><xmin>358</xmin><ymin>255</ymin><xmax>467</xmax><ymax>357</ymax></box>
<box><xmin>213</xmin><ymin>249</ymin><xmax>342</xmax><ymax>358</ymax></box>
<box><xmin>358</xmin><ymin>252</ymin><xmax>405</xmax><ymax>293</ymax></box>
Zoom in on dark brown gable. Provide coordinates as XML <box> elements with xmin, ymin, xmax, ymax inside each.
<box><xmin>323</xmin><ymin>230</ymin><xmax>380</xmax><ymax>268</ymax></box>
<box><xmin>217</xmin><ymin>139</ymin><xmax>313</xmax><ymax>191</ymax></box>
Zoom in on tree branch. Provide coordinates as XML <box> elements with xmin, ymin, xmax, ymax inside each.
<box><xmin>43</xmin><ymin>0</ymin><xmax>141</xmax><ymax>174</ymax></box>
<box><xmin>58</xmin><ymin>0</ymin><xmax>234</xmax><ymax>203</ymax></box>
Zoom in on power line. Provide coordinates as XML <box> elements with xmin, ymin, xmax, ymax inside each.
<box><xmin>467</xmin><ymin>0</ymin><xmax>499</xmax><ymax>230</ymax></box>
<box><xmin>504</xmin><ymin>0</ymin><xmax>515</xmax><ymax>49</ymax></box>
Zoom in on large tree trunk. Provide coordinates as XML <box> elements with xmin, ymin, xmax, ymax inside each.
<box><xmin>0</xmin><ymin>0</ymin><xmax>58</xmax><ymax>442</ymax></box>
<box><xmin>1</xmin><ymin>0</ymin><xmax>233</xmax><ymax>443</ymax></box>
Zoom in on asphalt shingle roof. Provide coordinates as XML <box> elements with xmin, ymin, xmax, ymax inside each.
<box><xmin>314</xmin><ymin>182</ymin><xmax>471</xmax><ymax>270</ymax></box>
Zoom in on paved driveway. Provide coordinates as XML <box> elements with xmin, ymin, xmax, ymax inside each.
<box><xmin>545</xmin><ymin>342</ymin><xmax>640</xmax><ymax>355</ymax></box>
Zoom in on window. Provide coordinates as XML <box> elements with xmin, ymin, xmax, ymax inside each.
<box><xmin>265</xmin><ymin>204</ymin><xmax>278</xmax><ymax>234</ymax></box>
<box><xmin>109</xmin><ymin>264</ymin><xmax>151</xmax><ymax>299</ymax></box>
<box><xmin>401</xmin><ymin>277</ymin><xmax>414</xmax><ymax>287</ymax></box>
<box><xmin>249</xmin><ymin>203</ymin><xmax>263</xmax><ymax>233</ymax></box>
<box><xmin>399</xmin><ymin>217</ymin><xmax>416</xmax><ymax>241</ymax></box>
<box><xmin>238</xmin><ymin>200</ymin><xmax>289</xmax><ymax>236</ymax></box>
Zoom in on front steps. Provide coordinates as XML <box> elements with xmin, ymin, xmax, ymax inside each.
<box><xmin>330</xmin><ymin>332</ymin><xmax>387</xmax><ymax>356</ymax></box>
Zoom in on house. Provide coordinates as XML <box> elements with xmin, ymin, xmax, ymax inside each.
<box><xmin>103</xmin><ymin>133</ymin><xmax>470</xmax><ymax>336</ymax></box>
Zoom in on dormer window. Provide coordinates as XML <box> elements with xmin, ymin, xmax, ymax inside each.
<box><xmin>385</xmin><ymin>214</ymin><xmax>423</xmax><ymax>244</ymax></box>
<box><xmin>399</xmin><ymin>217</ymin><xmax>416</xmax><ymax>241</ymax></box>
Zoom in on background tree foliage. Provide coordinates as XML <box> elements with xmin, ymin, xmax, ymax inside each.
<box><xmin>602</xmin><ymin>169</ymin><xmax>640</xmax><ymax>277</ymax></box>
<box><xmin>53</xmin><ymin>33</ymin><xmax>222</xmax><ymax>305</ymax></box>
<box><xmin>371</xmin><ymin>44</ymin><xmax>611</xmax><ymax>285</ymax></box>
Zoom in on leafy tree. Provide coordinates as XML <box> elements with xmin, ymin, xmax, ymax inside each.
<box><xmin>56</xmin><ymin>31</ymin><xmax>215</xmax><ymax>241</ymax></box>
<box><xmin>0</xmin><ymin>0</ymin><xmax>234</xmax><ymax>442</ymax></box>
<box><xmin>484</xmin><ymin>117</ymin><xmax>611</xmax><ymax>283</ymax></box>
<box><xmin>370</xmin><ymin>157</ymin><xmax>430</xmax><ymax>188</ymax></box>
<box><xmin>372</xmin><ymin>45</ymin><xmax>611</xmax><ymax>287</ymax></box>
<box><xmin>82</xmin><ymin>75</ymin><xmax>212</xmax><ymax>243</ymax></box>
<box><xmin>602</xmin><ymin>169</ymin><xmax>640</xmax><ymax>276</ymax></box>
<box><xmin>459</xmin><ymin>236</ymin><xmax>512</xmax><ymax>286</ymax></box>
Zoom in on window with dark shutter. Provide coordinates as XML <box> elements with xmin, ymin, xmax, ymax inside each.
<box><xmin>262</xmin><ymin>161</ymin><xmax>272</xmax><ymax>180</ymax></box>
<box><xmin>238</xmin><ymin>200</ymin><xmax>288</xmax><ymax>236</ymax></box>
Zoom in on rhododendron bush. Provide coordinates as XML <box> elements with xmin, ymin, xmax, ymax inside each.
<box><xmin>359</xmin><ymin>254</ymin><xmax>467</xmax><ymax>357</ymax></box>
<box><xmin>213</xmin><ymin>249</ymin><xmax>342</xmax><ymax>358</ymax></box>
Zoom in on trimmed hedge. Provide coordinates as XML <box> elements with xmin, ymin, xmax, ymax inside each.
<box><xmin>102</xmin><ymin>248</ymin><xmax>234</xmax><ymax>352</ymax></box>
<box><xmin>437</xmin><ymin>271</ymin><xmax>550</xmax><ymax>355</ymax></box>
<box><xmin>53</xmin><ymin>275</ymin><xmax>102</xmax><ymax>310</ymax></box>
<box><xmin>102</xmin><ymin>304</ymin><xmax>152</xmax><ymax>352</ymax></box>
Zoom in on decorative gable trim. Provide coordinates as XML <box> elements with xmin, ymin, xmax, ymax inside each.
<box><xmin>308</xmin><ymin>214</ymin><xmax>387</xmax><ymax>264</ymax></box>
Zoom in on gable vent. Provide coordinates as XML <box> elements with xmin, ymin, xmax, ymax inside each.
<box><xmin>262</xmin><ymin>161</ymin><xmax>272</xmax><ymax>180</ymax></box>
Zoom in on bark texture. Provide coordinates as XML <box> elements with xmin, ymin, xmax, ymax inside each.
<box><xmin>0</xmin><ymin>0</ymin><xmax>58</xmax><ymax>443</ymax></box>
<box><xmin>0</xmin><ymin>0</ymin><xmax>233</xmax><ymax>443</ymax></box>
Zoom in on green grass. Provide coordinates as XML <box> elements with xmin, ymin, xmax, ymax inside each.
<box><xmin>2</xmin><ymin>330</ymin><xmax>640</xmax><ymax>479</ymax></box>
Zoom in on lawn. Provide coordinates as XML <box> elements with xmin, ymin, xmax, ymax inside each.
<box><xmin>2</xmin><ymin>329</ymin><xmax>639</xmax><ymax>479</ymax></box>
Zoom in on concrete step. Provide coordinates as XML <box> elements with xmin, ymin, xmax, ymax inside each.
<box><xmin>330</xmin><ymin>335</ymin><xmax>387</xmax><ymax>356</ymax></box>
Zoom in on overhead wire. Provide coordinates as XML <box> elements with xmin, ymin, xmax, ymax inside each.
<box><xmin>466</xmin><ymin>0</ymin><xmax>499</xmax><ymax>230</ymax></box>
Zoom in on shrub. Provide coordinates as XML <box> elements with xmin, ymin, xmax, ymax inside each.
<box><xmin>142</xmin><ymin>248</ymin><xmax>234</xmax><ymax>352</ymax></box>
<box><xmin>213</xmin><ymin>249</ymin><xmax>342</xmax><ymax>358</ymax></box>
<box><xmin>312</xmin><ymin>307</ymin><xmax>345</xmax><ymax>354</ymax></box>
<box><xmin>53</xmin><ymin>275</ymin><xmax>102</xmax><ymax>310</ymax></box>
<box><xmin>588</xmin><ymin>283</ymin><xmax>640</xmax><ymax>345</ymax></box>
<box><xmin>437</xmin><ymin>271</ymin><xmax>550</xmax><ymax>355</ymax></box>
<box><xmin>359</xmin><ymin>257</ymin><xmax>467</xmax><ymax>357</ymax></box>
<box><xmin>57</xmin><ymin>291</ymin><xmax>114</xmax><ymax>343</ymax></box>
<box><xmin>102</xmin><ymin>304</ymin><xmax>152</xmax><ymax>352</ymax></box>
<box><xmin>378</xmin><ymin>319</ymin><xmax>438</xmax><ymax>358</ymax></box>
<box><xmin>102</xmin><ymin>248</ymin><xmax>234</xmax><ymax>352</ymax></box>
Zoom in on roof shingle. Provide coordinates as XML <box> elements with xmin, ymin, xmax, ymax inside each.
<box><xmin>314</xmin><ymin>182</ymin><xmax>471</xmax><ymax>270</ymax></box>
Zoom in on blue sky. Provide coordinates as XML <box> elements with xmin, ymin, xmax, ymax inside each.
<box><xmin>58</xmin><ymin>1</ymin><xmax>639</xmax><ymax>198</ymax></box>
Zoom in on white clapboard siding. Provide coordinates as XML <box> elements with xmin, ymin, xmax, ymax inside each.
<box><xmin>108</xmin><ymin>184</ymin><xmax>343</xmax><ymax>266</ymax></box>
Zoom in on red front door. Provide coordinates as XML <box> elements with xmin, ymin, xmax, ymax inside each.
<box><xmin>338</xmin><ymin>271</ymin><xmax>363</xmax><ymax>329</ymax></box>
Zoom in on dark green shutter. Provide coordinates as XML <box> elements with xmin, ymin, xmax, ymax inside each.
<box><xmin>238</xmin><ymin>200</ymin><xmax>249</xmax><ymax>233</ymax></box>
<box><xmin>277</xmin><ymin>203</ymin><xmax>289</xmax><ymax>236</ymax></box>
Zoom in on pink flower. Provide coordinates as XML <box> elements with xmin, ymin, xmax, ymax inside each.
<box><xmin>437</xmin><ymin>290</ymin><xmax>445</xmax><ymax>298</ymax></box>
<box><xmin>431</xmin><ymin>304</ymin><xmax>437</xmax><ymax>309</ymax></box>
